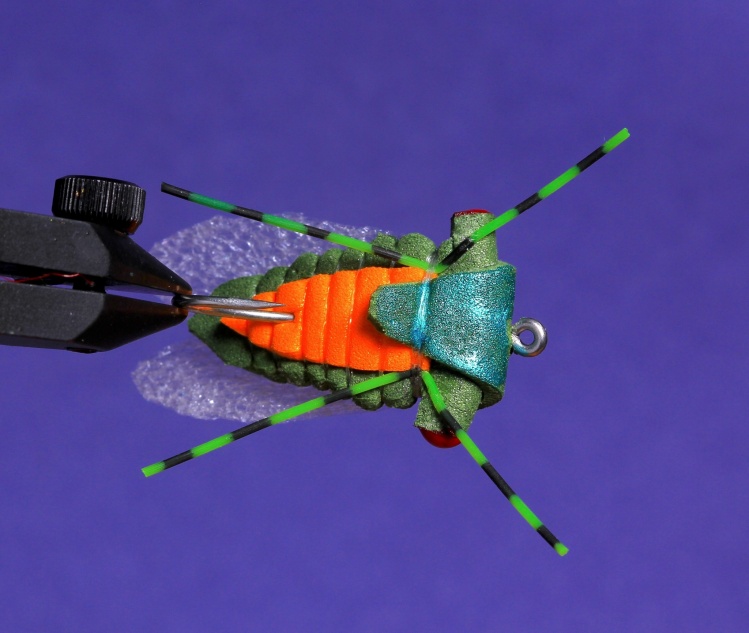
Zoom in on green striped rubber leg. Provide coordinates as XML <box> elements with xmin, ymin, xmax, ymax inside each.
<box><xmin>434</xmin><ymin>128</ymin><xmax>630</xmax><ymax>273</ymax></box>
<box><xmin>420</xmin><ymin>370</ymin><xmax>569</xmax><ymax>556</ymax></box>
<box><xmin>142</xmin><ymin>369</ymin><xmax>419</xmax><ymax>477</ymax></box>
<box><xmin>161</xmin><ymin>183</ymin><xmax>432</xmax><ymax>272</ymax></box>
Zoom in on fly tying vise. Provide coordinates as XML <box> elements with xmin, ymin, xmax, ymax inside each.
<box><xmin>142</xmin><ymin>128</ymin><xmax>630</xmax><ymax>556</ymax></box>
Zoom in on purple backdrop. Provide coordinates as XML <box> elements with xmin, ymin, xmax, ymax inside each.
<box><xmin>1</xmin><ymin>2</ymin><xmax>746</xmax><ymax>631</ymax></box>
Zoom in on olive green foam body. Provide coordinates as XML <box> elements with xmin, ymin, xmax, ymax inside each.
<box><xmin>190</xmin><ymin>212</ymin><xmax>509</xmax><ymax>433</ymax></box>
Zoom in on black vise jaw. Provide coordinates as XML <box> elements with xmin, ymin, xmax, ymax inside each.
<box><xmin>0</xmin><ymin>176</ymin><xmax>192</xmax><ymax>353</ymax></box>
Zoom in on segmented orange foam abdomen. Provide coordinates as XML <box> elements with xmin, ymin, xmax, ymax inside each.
<box><xmin>221</xmin><ymin>266</ymin><xmax>430</xmax><ymax>372</ymax></box>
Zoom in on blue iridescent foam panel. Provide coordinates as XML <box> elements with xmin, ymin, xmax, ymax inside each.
<box><xmin>370</xmin><ymin>264</ymin><xmax>516</xmax><ymax>391</ymax></box>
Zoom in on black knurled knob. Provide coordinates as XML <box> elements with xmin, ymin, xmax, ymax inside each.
<box><xmin>52</xmin><ymin>176</ymin><xmax>146</xmax><ymax>234</ymax></box>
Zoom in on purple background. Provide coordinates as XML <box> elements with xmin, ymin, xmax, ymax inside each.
<box><xmin>1</xmin><ymin>2</ymin><xmax>746</xmax><ymax>631</ymax></box>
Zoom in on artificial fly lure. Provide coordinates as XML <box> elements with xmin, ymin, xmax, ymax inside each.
<box><xmin>138</xmin><ymin>128</ymin><xmax>630</xmax><ymax>556</ymax></box>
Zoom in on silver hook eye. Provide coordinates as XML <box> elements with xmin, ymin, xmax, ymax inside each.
<box><xmin>511</xmin><ymin>317</ymin><xmax>547</xmax><ymax>357</ymax></box>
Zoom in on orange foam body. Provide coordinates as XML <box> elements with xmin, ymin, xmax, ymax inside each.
<box><xmin>221</xmin><ymin>266</ymin><xmax>431</xmax><ymax>372</ymax></box>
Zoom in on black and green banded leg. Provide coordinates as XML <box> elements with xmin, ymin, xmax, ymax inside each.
<box><xmin>434</xmin><ymin>128</ymin><xmax>630</xmax><ymax>273</ymax></box>
<box><xmin>160</xmin><ymin>183</ymin><xmax>433</xmax><ymax>272</ymax></box>
<box><xmin>142</xmin><ymin>369</ymin><xmax>419</xmax><ymax>477</ymax></box>
<box><xmin>420</xmin><ymin>370</ymin><xmax>569</xmax><ymax>556</ymax></box>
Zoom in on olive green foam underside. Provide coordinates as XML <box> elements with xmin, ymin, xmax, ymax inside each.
<box><xmin>189</xmin><ymin>232</ymin><xmax>437</xmax><ymax>412</ymax></box>
<box><xmin>413</xmin><ymin>212</ymin><xmax>506</xmax><ymax>432</ymax></box>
